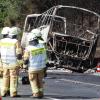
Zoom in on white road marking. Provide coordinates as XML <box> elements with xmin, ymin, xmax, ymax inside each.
<box><xmin>46</xmin><ymin>97</ymin><xmax>61</xmax><ymax>100</ymax></box>
<box><xmin>59</xmin><ymin>79</ymin><xmax>100</xmax><ymax>87</ymax></box>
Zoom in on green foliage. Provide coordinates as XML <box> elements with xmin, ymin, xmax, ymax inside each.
<box><xmin>0</xmin><ymin>0</ymin><xmax>23</xmax><ymax>27</ymax></box>
<box><xmin>0</xmin><ymin>0</ymin><xmax>58</xmax><ymax>28</ymax></box>
<box><xmin>0</xmin><ymin>28</ymin><xmax>2</xmax><ymax>33</ymax></box>
<box><xmin>0</xmin><ymin>0</ymin><xmax>100</xmax><ymax>28</ymax></box>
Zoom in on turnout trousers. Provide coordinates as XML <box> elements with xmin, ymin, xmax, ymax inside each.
<box><xmin>1</xmin><ymin>67</ymin><xmax>19</xmax><ymax>97</ymax></box>
<box><xmin>28</xmin><ymin>69</ymin><xmax>44</xmax><ymax>97</ymax></box>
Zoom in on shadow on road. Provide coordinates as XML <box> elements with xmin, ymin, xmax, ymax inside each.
<box><xmin>2</xmin><ymin>93</ymin><xmax>99</xmax><ymax>100</ymax></box>
<box><xmin>45</xmin><ymin>94</ymin><xmax>98</xmax><ymax>99</ymax></box>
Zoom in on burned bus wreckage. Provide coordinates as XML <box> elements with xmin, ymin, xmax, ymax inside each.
<box><xmin>21</xmin><ymin>5</ymin><xmax>100</xmax><ymax>72</ymax></box>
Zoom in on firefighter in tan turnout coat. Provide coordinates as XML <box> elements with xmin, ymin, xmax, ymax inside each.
<box><xmin>23</xmin><ymin>29</ymin><xmax>47</xmax><ymax>98</ymax></box>
<box><xmin>0</xmin><ymin>27</ymin><xmax>22</xmax><ymax>97</ymax></box>
<box><xmin>0</xmin><ymin>27</ymin><xmax>10</xmax><ymax>94</ymax></box>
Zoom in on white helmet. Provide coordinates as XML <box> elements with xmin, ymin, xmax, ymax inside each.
<box><xmin>1</xmin><ymin>27</ymin><xmax>10</xmax><ymax>35</ymax></box>
<box><xmin>31</xmin><ymin>28</ymin><xmax>41</xmax><ymax>37</ymax></box>
<box><xmin>9</xmin><ymin>27</ymin><xmax>21</xmax><ymax>36</ymax></box>
<box><xmin>27</xmin><ymin>33</ymin><xmax>37</xmax><ymax>42</ymax></box>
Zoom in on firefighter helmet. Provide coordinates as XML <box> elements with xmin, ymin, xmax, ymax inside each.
<box><xmin>27</xmin><ymin>33</ymin><xmax>37</xmax><ymax>42</ymax></box>
<box><xmin>9</xmin><ymin>27</ymin><xmax>21</xmax><ymax>36</ymax></box>
<box><xmin>1</xmin><ymin>27</ymin><xmax>10</xmax><ymax>35</ymax></box>
<box><xmin>31</xmin><ymin>28</ymin><xmax>42</xmax><ymax>37</ymax></box>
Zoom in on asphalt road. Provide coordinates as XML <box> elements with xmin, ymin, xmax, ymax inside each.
<box><xmin>2</xmin><ymin>72</ymin><xmax>100</xmax><ymax>100</ymax></box>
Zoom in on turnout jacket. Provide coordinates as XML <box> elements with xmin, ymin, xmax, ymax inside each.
<box><xmin>0</xmin><ymin>38</ymin><xmax>22</xmax><ymax>69</ymax></box>
<box><xmin>23</xmin><ymin>43</ymin><xmax>47</xmax><ymax>71</ymax></box>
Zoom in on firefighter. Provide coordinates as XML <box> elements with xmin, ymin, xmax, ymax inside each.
<box><xmin>0</xmin><ymin>27</ymin><xmax>22</xmax><ymax>97</ymax></box>
<box><xmin>0</xmin><ymin>27</ymin><xmax>10</xmax><ymax>95</ymax></box>
<box><xmin>31</xmin><ymin>29</ymin><xmax>48</xmax><ymax>78</ymax></box>
<box><xmin>23</xmin><ymin>29</ymin><xmax>47</xmax><ymax>98</ymax></box>
<box><xmin>0</xmin><ymin>27</ymin><xmax>11</xmax><ymax>76</ymax></box>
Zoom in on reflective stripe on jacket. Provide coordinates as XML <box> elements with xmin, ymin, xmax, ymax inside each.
<box><xmin>24</xmin><ymin>44</ymin><xmax>47</xmax><ymax>71</ymax></box>
<box><xmin>0</xmin><ymin>38</ymin><xmax>18</xmax><ymax>67</ymax></box>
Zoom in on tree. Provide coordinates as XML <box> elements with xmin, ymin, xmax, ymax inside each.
<box><xmin>0</xmin><ymin>0</ymin><xmax>23</xmax><ymax>27</ymax></box>
<box><xmin>0</xmin><ymin>0</ymin><xmax>60</xmax><ymax>28</ymax></box>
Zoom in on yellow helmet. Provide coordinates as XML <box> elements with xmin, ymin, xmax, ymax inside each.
<box><xmin>1</xmin><ymin>27</ymin><xmax>10</xmax><ymax>35</ymax></box>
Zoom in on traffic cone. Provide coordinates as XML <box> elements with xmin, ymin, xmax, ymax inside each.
<box><xmin>96</xmin><ymin>63</ymin><xmax>100</xmax><ymax>72</ymax></box>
